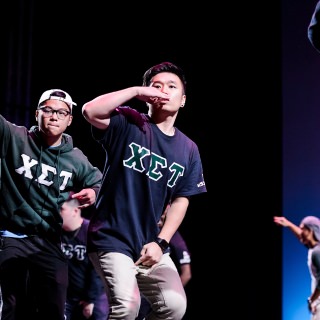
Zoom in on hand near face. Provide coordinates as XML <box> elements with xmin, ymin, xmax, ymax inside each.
<box><xmin>71</xmin><ymin>188</ymin><xmax>96</xmax><ymax>208</ymax></box>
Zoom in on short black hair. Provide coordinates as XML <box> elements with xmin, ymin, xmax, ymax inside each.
<box><xmin>142</xmin><ymin>62</ymin><xmax>187</xmax><ymax>94</ymax></box>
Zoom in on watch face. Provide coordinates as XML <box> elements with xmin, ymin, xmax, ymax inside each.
<box><xmin>157</xmin><ymin>237</ymin><xmax>169</xmax><ymax>250</ymax></box>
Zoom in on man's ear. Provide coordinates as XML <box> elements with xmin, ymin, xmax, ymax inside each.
<box><xmin>180</xmin><ymin>95</ymin><xmax>186</xmax><ymax>108</ymax></box>
<box><xmin>67</xmin><ymin>115</ymin><xmax>73</xmax><ymax>127</ymax></box>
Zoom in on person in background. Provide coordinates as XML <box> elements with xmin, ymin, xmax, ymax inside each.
<box><xmin>0</xmin><ymin>89</ymin><xmax>102</xmax><ymax>320</ymax></box>
<box><xmin>169</xmin><ymin>230</ymin><xmax>192</xmax><ymax>286</ymax></box>
<box><xmin>60</xmin><ymin>195</ymin><xmax>109</xmax><ymax>320</ymax></box>
<box><xmin>82</xmin><ymin>61</ymin><xmax>207</xmax><ymax>319</ymax></box>
<box><xmin>274</xmin><ymin>215</ymin><xmax>320</xmax><ymax>319</ymax></box>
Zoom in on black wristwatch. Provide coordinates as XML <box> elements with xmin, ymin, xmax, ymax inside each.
<box><xmin>154</xmin><ymin>237</ymin><xmax>169</xmax><ymax>252</ymax></box>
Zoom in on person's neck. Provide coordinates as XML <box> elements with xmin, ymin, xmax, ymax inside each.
<box><xmin>40</xmin><ymin>132</ymin><xmax>63</xmax><ymax>147</ymax></box>
<box><xmin>149</xmin><ymin>113</ymin><xmax>176</xmax><ymax>136</ymax></box>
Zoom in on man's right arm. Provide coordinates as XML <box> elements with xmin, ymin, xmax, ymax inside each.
<box><xmin>273</xmin><ymin>216</ymin><xmax>302</xmax><ymax>239</ymax></box>
<box><xmin>82</xmin><ymin>86</ymin><xmax>170</xmax><ymax>129</ymax></box>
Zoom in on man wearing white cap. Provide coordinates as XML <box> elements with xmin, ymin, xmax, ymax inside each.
<box><xmin>0</xmin><ymin>89</ymin><xmax>102</xmax><ymax>320</ymax></box>
<box><xmin>274</xmin><ymin>215</ymin><xmax>320</xmax><ymax>320</ymax></box>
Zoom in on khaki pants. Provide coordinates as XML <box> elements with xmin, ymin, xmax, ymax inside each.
<box><xmin>89</xmin><ymin>252</ymin><xmax>186</xmax><ymax>320</ymax></box>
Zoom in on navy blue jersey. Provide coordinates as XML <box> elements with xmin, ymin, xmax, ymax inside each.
<box><xmin>61</xmin><ymin>219</ymin><xmax>104</xmax><ymax>302</ymax></box>
<box><xmin>87</xmin><ymin>107</ymin><xmax>207</xmax><ymax>260</ymax></box>
<box><xmin>170</xmin><ymin>231</ymin><xmax>191</xmax><ymax>272</ymax></box>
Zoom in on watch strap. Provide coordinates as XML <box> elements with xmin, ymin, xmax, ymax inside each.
<box><xmin>154</xmin><ymin>237</ymin><xmax>169</xmax><ymax>252</ymax></box>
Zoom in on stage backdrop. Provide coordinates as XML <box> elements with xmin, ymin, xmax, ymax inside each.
<box><xmin>283</xmin><ymin>0</ymin><xmax>320</xmax><ymax>319</ymax></box>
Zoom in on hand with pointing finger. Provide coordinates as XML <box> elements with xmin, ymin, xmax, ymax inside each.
<box><xmin>71</xmin><ymin>188</ymin><xmax>97</xmax><ymax>209</ymax></box>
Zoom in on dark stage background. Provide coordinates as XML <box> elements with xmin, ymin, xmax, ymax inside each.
<box><xmin>1</xmin><ymin>1</ymin><xmax>282</xmax><ymax>319</ymax></box>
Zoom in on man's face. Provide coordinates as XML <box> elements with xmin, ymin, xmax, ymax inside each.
<box><xmin>299</xmin><ymin>224</ymin><xmax>315</xmax><ymax>247</ymax></box>
<box><xmin>148</xmin><ymin>72</ymin><xmax>186</xmax><ymax>113</ymax></box>
<box><xmin>35</xmin><ymin>99</ymin><xmax>73</xmax><ymax>138</ymax></box>
<box><xmin>60</xmin><ymin>201</ymin><xmax>75</xmax><ymax>230</ymax></box>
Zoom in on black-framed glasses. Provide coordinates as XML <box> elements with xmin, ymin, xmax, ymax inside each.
<box><xmin>38</xmin><ymin>106</ymin><xmax>71</xmax><ymax>120</ymax></box>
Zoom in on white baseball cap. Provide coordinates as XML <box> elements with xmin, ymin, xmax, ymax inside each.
<box><xmin>38</xmin><ymin>89</ymin><xmax>77</xmax><ymax>112</ymax></box>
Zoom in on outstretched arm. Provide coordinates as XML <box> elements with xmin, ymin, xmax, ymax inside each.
<box><xmin>273</xmin><ymin>216</ymin><xmax>302</xmax><ymax>239</ymax></box>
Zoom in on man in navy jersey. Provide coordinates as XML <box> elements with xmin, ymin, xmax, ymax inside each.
<box><xmin>60</xmin><ymin>195</ymin><xmax>109</xmax><ymax>320</ymax></box>
<box><xmin>82</xmin><ymin>62</ymin><xmax>207</xmax><ymax>319</ymax></box>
